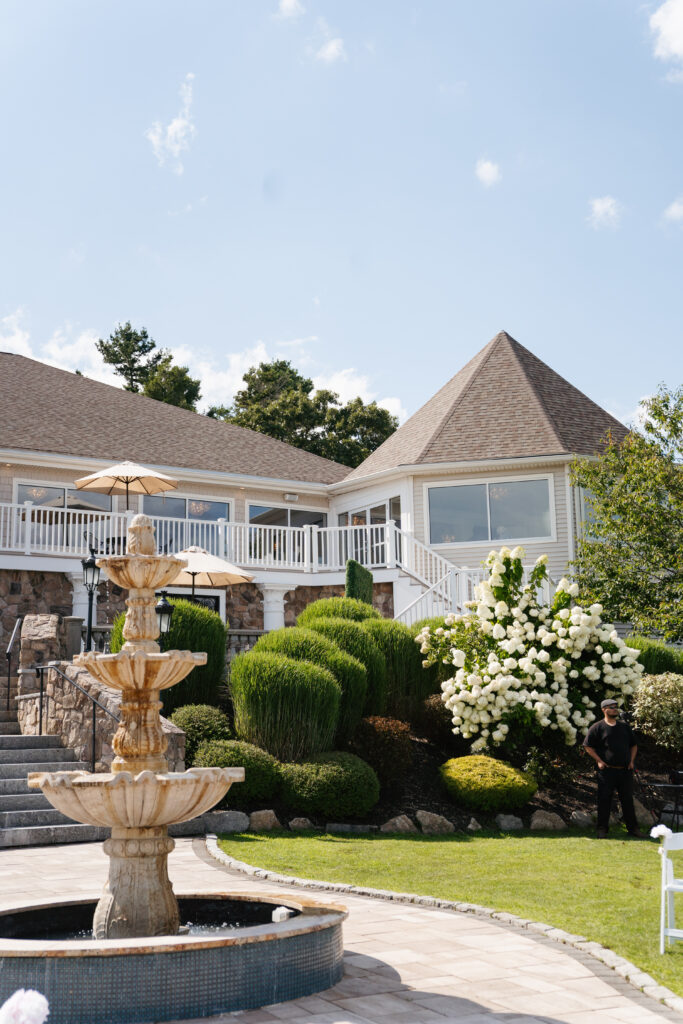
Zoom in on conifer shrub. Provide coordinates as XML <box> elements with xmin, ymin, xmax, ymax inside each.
<box><xmin>230</xmin><ymin>651</ymin><xmax>340</xmax><ymax>761</ymax></box>
<box><xmin>345</xmin><ymin>559</ymin><xmax>374</xmax><ymax>604</ymax></box>
<box><xmin>110</xmin><ymin>598</ymin><xmax>227</xmax><ymax>714</ymax></box>
<box><xmin>362</xmin><ymin>617</ymin><xmax>426</xmax><ymax>717</ymax></box>
<box><xmin>297</xmin><ymin>596</ymin><xmax>380</xmax><ymax>627</ymax></box>
<box><xmin>280</xmin><ymin>751</ymin><xmax>380</xmax><ymax>818</ymax></box>
<box><xmin>253</xmin><ymin>627</ymin><xmax>367</xmax><ymax>744</ymax></box>
<box><xmin>305</xmin><ymin>617</ymin><xmax>387</xmax><ymax>716</ymax></box>
<box><xmin>169</xmin><ymin>704</ymin><xmax>232</xmax><ymax>766</ymax></box>
<box><xmin>194</xmin><ymin>739</ymin><xmax>280</xmax><ymax>807</ymax></box>
<box><xmin>439</xmin><ymin>755</ymin><xmax>537</xmax><ymax>813</ymax></box>
<box><xmin>348</xmin><ymin>716</ymin><xmax>412</xmax><ymax>786</ymax></box>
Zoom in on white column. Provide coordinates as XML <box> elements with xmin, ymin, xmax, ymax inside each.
<box><xmin>68</xmin><ymin>572</ymin><xmax>96</xmax><ymax>625</ymax></box>
<box><xmin>261</xmin><ymin>585</ymin><xmax>290</xmax><ymax>631</ymax></box>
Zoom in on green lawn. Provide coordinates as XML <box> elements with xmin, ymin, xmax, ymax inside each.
<box><xmin>218</xmin><ymin>830</ymin><xmax>683</xmax><ymax>997</ymax></box>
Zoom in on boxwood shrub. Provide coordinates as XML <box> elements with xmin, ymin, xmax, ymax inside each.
<box><xmin>439</xmin><ymin>755</ymin><xmax>537</xmax><ymax>813</ymax></box>
<box><xmin>253</xmin><ymin>627</ymin><xmax>367</xmax><ymax>744</ymax></box>
<box><xmin>110</xmin><ymin>598</ymin><xmax>227</xmax><ymax>714</ymax></box>
<box><xmin>361</xmin><ymin>618</ymin><xmax>426</xmax><ymax>718</ymax></box>
<box><xmin>280</xmin><ymin>751</ymin><xmax>380</xmax><ymax>818</ymax></box>
<box><xmin>347</xmin><ymin>716</ymin><xmax>412</xmax><ymax>787</ymax></box>
<box><xmin>194</xmin><ymin>739</ymin><xmax>280</xmax><ymax>807</ymax></box>
<box><xmin>297</xmin><ymin>596</ymin><xmax>380</xmax><ymax>627</ymax></box>
<box><xmin>230</xmin><ymin>651</ymin><xmax>340</xmax><ymax>761</ymax></box>
<box><xmin>627</xmin><ymin>635</ymin><xmax>683</xmax><ymax>676</ymax></box>
<box><xmin>305</xmin><ymin>617</ymin><xmax>387</xmax><ymax>716</ymax></box>
<box><xmin>169</xmin><ymin>704</ymin><xmax>232</xmax><ymax>766</ymax></box>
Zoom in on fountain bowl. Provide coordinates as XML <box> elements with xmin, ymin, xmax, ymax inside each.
<box><xmin>0</xmin><ymin>891</ymin><xmax>347</xmax><ymax>1024</ymax></box>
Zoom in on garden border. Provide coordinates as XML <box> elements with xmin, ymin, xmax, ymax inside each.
<box><xmin>205</xmin><ymin>834</ymin><xmax>683</xmax><ymax>1016</ymax></box>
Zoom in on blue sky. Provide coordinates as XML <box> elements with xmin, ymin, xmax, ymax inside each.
<box><xmin>1</xmin><ymin>0</ymin><xmax>683</xmax><ymax>425</ymax></box>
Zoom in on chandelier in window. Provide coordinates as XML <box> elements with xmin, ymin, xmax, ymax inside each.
<box><xmin>26</xmin><ymin>487</ymin><xmax>48</xmax><ymax>501</ymax></box>
<box><xmin>188</xmin><ymin>500</ymin><xmax>212</xmax><ymax>517</ymax></box>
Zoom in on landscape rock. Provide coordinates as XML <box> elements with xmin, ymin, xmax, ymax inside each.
<box><xmin>380</xmin><ymin>814</ymin><xmax>417</xmax><ymax>834</ymax></box>
<box><xmin>632</xmin><ymin>797</ymin><xmax>655</xmax><ymax>828</ymax></box>
<box><xmin>288</xmin><ymin>817</ymin><xmax>314</xmax><ymax>831</ymax></box>
<box><xmin>249</xmin><ymin>809</ymin><xmax>281</xmax><ymax>831</ymax></box>
<box><xmin>467</xmin><ymin>817</ymin><xmax>482</xmax><ymax>832</ymax></box>
<box><xmin>416</xmin><ymin>810</ymin><xmax>455</xmax><ymax>835</ymax></box>
<box><xmin>495</xmin><ymin>813</ymin><xmax>523</xmax><ymax>831</ymax></box>
<box><xmin>570</xmin><ymin>810</ymin><xmax>593</xmax><ymax>828</ymax></box>
<box><xmin>530</xmin><ymin>810</ymin><xmax>566</xmax><ymax>831</ymax></box>
<box><xmin>204</xmin><ymin>810</ymin><xmax>249</xmax><ymax>833</ymax></box>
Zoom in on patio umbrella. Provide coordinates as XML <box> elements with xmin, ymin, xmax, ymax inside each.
<box><xmin>170</xmin><ymin>546</ymin><xmax>254</xmax><ymax>596</ymax></box>
<box><xmin>73</xmin><ymin>461</ymin><xmax>179</xmax><ymax>511</ymax></box>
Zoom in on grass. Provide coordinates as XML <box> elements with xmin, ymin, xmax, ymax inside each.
<box><xmin>218</xmin><ymin>829</ymin><xmax>683</xmax><ymax>998</ymax></box>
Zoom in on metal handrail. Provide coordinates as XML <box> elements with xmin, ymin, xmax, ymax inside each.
<box><xmin>35</xmin><ymin>662</ymin><xmax>120</xmax><ymax>773</ymax></box>
<box><xmin>5</xmin><ymin>616</ymin><xmax>22</xmax><ymax>712</ymax></box>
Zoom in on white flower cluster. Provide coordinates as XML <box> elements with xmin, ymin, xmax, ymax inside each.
<box><xmin>416</xmin><ymin>547</ymin><xmax>643</xmax><ymax>751</ymax></box>
<box><xmin>0</xmin><ymin>990</ymin><xmax>49</xmax><ymax>1024</ymax></box>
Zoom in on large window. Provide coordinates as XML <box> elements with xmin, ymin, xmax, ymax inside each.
<box><xmin>247</xmin><ymin>505</ymin><xmax>327</xmax><ymax>564</ymax></box>
<box><xmin>17</xmin><ymin>484</ymin><xmax>111</xmax><ymax>513</ymax></box>
<box><xmin>248</xmin><ymin>505</ymin><xmax>327</xmax><ymax>528</ymax></box>
<box><xmin>143</xmin><ymin>495</ymin><xmax>230</xmax><ymax>554</ymax></box>
<box><xmin>17</xmin><ymin>483</ymin><xmax>113</xmax><ymax>552</ymax></box>
<box><xmin>428</xmin><ymin>478</ymin><xmax>552</xmax><ymax>545</ymax></box>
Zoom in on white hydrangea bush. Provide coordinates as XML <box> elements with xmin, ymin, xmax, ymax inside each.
<box><xmin>416</xmin><ymin>546</ymin><xmax>644</xmax><ymax>752</ymax></box>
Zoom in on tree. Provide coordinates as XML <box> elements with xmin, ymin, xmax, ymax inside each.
<box><xmin>96</xmin><ymin>322</ymin><xmax>164</xmax><ymax>392</ymax></box>
<box><xmin>208</xmin><ymin>359</ymin><xmax>398</xmax><ymax>468</ymax></box>
<box><xmin>143</xmin><ymin>355</ymin><xmax>201</xmax><ymax>411</ymax></box>
<box><xmin>571</xmin><ymin>385</ymin><xmax>683</xmax><ymax>641</ymax></box>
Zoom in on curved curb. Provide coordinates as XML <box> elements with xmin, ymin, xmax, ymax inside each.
<box><xmin>205</xmin><ymin>834</ymin><xmax>683</xmax><ymax>1017</ymax></box>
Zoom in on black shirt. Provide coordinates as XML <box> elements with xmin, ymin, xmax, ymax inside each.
<box><xmin>583</xmin><ymin>719</ymin><xmax>635</xmax><ymax>767</ymax></box>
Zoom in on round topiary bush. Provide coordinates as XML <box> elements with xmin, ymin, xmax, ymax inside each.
<box><xmin>194</xmin><ymin>739</ymin><xmax>281</xmax><ymax>807</ymax></box>
<box><xmin>169</xmin><ymin>704</ymin><xmax>232</xmax><ymax>766</ymax></box>
<box><xmin>280</xmin><ymin>751</ymin><xmax>380</xmax><ymax>818</ymax></box>
<box><xmin>305</xmin><ymin>617</ymin><xmax>387</xmax><ymax>716</ymax></box>
<box><xmin>253</xmin><ymin>627</ymin><xmax>367</xmax><ymax>744</ymax></box>
<box><xmin>347</xmin><ymin>716</ymin><xmax>413</xmax><ymax>787</ymax></box>
<box><xmin>110</xmin><ymin>598</ymin><xmax>228</xmax><ymax>715</ymax></box>
<box><xmin>361</xmin><ymin>618</ymin><xmax>426</xmax><ymax>718</ymax></box>
<box><xmin>297</xmin><ymin>596</ymin><xmax>381</xmax><ymax>627</ymax></box>
<box><xmin>230</xmin><ymin>651</ymin><xmax>341</xmax><ymax>761</ymax></box>
<box><xmin>439</xmin><ymin>755</ymin><xmax>537</xmax><ymax>812</ymax></box>
<box><xmin>633</xmin><ymin>672</ymin><xmax>683</xmax><ymax>752</ymax></box>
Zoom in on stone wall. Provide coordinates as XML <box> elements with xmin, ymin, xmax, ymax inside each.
<box><xmin>227</xmin><ymin>628</ymin><xmax>267</xmax><ymax>661</ymax></box>
<box><xmin>0</xmin><ymin>570</ymin><xmax>72</xmax><ymax>652</ymax></box>
<box><xmin>96</xmin><ymin>578</ymin><xmax>127</xmax><ymax>626</ymax></box>
<box><xmin>224</xmin><ymin>582</ymin><xmax>264</xmax><ymax>630</ymax></box>
<box><xmin>18</xmin><ymin>614</ymin><xmax>67</xmax><ymax>692</ymax></box>
<box><xmin>283</xmin><ymin>581</ymin><xmax>394</xmax><ymax>625</ymax></box>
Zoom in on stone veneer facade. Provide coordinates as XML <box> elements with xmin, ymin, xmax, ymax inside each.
<box><xmin>0</xmin><ymin>570</ymin><xmax>73</xmax><ymax>651</ymax></box>
<box><xmin>283</xmin><ymin>582</ymin><xmax>394</xmax><ymax>625</ymax></box>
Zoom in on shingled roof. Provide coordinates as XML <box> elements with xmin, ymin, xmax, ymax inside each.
<box><xmin>0</xmin><ymin>352</ymin><xmax>349</xmax><ymax>484</ymax></box>
<box><xmin>345</xmin><ymin>331</ymin><xmax>628</xmax><ymax>482</ymax></box>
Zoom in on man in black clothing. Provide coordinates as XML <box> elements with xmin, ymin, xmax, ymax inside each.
<box><xmin>583</xmin><ymin>698</ymin><xmax>644</xmax><ymax>838</ymax></box>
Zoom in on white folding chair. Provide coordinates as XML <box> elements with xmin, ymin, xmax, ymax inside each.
<box><xmin>660</xmin><ymin>831</ymin><xmax>683</xmax><ymax>954</ymax></box>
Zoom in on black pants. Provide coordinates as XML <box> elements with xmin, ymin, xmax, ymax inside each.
<box><xmin>596</xmin><ymin>767</ymin><xmax>638</xmax><ymax>831</ymax></box>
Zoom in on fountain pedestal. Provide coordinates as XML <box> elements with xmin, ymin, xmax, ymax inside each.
<box><xmin>95</xmin><ymin>827</ymin><xmax>177</xmax><ymax>939</ymax></box>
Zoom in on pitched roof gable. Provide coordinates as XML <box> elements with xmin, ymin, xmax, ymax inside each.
<box><xmin>0</xmin><ymin>352</ymin><xmax>349</xmax><ymax>484</ymax></box>
<box><xmin>346</xmin><ymin>331</ymin><xmax>628</xmax><ymax>481</ymax></box>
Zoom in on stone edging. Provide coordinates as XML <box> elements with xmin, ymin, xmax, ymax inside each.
<box><xmin>204</xmin><ymin>835</ymin><xmax>683</xmax><ymax>1016</ymax></box>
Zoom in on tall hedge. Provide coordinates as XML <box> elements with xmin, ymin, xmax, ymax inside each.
<box><xmin>345</xmin><ymin>559</ymin><xmax>373</xmax><ymax>605</ymax></box>
<box><xmin>306</xmin><ymin>617</ymin><xmax>387</xmax><ymax>716</ymax></box>
<box><xmin>627</xmin><ymin>635</ymin><xmax>683</xmax><ymax>676</ymax></box>
<box><xmin>253</xmin><ymin>627</ymin><xmax>367</xmax><ymax>744</ymax></box>
<box><xmin>297</xmin><ymin>596</ymin><xmax>380</xmax><ymax>627</ymax></box>
<box><xmin>230</xmin><ymin>650</ymin><xmax>340</xmax><ymax>761</ymax></box>
<box><xmin>110</xmin><ymin>598</ymin><xmax>227</xmax><ymax>714</ymax></box>
<box><xmin>362</xmin><ymin>617</ymin><xmax>427</xmax><ymax>718</ymax></box>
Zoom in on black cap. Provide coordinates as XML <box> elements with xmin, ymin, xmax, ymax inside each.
<box><xmin>601</xmin><ymin>698</ymin><xmax>619</xmax><ymax>709</ymax></box>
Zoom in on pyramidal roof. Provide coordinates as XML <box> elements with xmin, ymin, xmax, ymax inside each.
<box><xmin>346</xmin><ymin>331</ymin><xmax>628</xmax><ymax>482</ymax></box>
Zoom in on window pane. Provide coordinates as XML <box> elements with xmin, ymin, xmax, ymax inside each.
<box><xmin>489</xmin><ymin>479</ymin><xmax>551</xmax><ymax>540</ymax></box>
<box><xmin>290</xmin><ymin>509</ymin><xmax>327</xmax><ymax>527</ymax></box>
<box><xmin>351</xmin><ymin>511</ymin><xmax>367</xmax><ymax>526</ymax></box>
<box><xmin>337</xmin><ymin>512</ymin><xmax>348</xmax><ymax>526</ymax></box>
<box><xmin>389</xmin><ymin>496</ymin><xmax>401</xmax><ymax>524</ymax></box>
<box><xmin>370</xmin><ymin>504</ymin><xmax>386</xmax><ymax>524</ymax></box>
<box><xmin>187</xmin><ymin>499</ymin><xmax>228</xmax><ymax>521</ymax></box>
<box><xmin>429</xmin><ymin>485</ymin><xmax>488</xmax><ymax>543</ymax></box>
<box><xmin>66</xmin><ymin>489</ymin><xmax>111</xmax><ymax>512</ymax></box>
<box><xmin>18</xmin><ymin>485</ymin><xmax>64</xmax><ymax>507</ymax></box>
<box><xmin>249</xmin><ymin>505</ymin><xmax>288</xmax><ymax>526</ymax></box>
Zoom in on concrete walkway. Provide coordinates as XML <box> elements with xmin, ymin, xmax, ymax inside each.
<box><xmin>0</xmin><ymin>838</ymin><xmax>680</xmax><ymax>1024</ymax></box>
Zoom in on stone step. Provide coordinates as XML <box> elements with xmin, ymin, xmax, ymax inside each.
<box><xmin>0</xmin><ymin>760</ymin><xmax>90</xmax><ymax>779</ymax></box>
<box><xmin>0</xmin><ymin>823</ymin><xmax>110</xmax><ymax>848</ymax></box>
<box><xmin>0</xmin><ymin>778</ymin><xmax>34</xmax><ymax>795</ymax></box>
<box><xmin>0</xmin><ymin>746</ymin><xmax>76</xmax><ymax>764</ymax></box>
<box><xmin>0</xmin><ymin>792</ymin><xmax>52</xmax><ymax>811</ymax></box>
<box><xmin>0</xmin><ymin>711</ymin><xmax>18</xmax><ymax>723</ymax></box>
<box><xmin>0</xmin><ymin>723</ymin><xmax>20</xmax><ymax>735</ymax></box>
<box><xmin>0</xmin><ymin>734</ymin><xmax>65</xmax><ymax>750</ymax></box>
<box><xmin>0</xmin><ymin>808</ymin><xmax>77</xmax><ymax>829</ymax></box>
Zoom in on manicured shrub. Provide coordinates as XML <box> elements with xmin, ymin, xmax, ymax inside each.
<box><xmin>627</xmin><ymin>635</ymin><xmax>683</xmax><ymax>676</ymax></box>
<box><xmin>348</xmin><ymin>716</ymin><xmax>412</xmax><ymax>786</ymax></box>
<box><xmin>169</xmin><ymin>704</ymin><xmax>232</xmax><ymax>766</ymax></box>
<box><xmin>110</xmin><ymin>598</ymin><xmax>228</xmax><ymax>715</ymax></box>
<box><xmin>410</xmin><ymin>617</ymin><xmax>459</xmax><ymax>695</ymax></box>
<box><xmin>297</xmin><ymin>596</ymin><xmax>380</xmax><ymax>627</ymax></box>
<box><xmin>306</xmin><ymin>617</ymin><xmax>387</xmax><ymax>716</ymax></box>
<box><xmin>439</xmin><ymin>755</ymin><xmax>537</xmax><ymax>813</ymax></box>
<box><xmin>230</xmin><ymin>651</ymin><xmax>340</xmax><ymax>761</ymax></box>
<box><xmin>280</xmin><ymin>751</ymin><xmax>380</xmax><ymax>818</ymax></box>
<box><xmin>633</xmin><ymin>673</ymin><xmax>683</xmax><ymax>752</ymax></box>
<box><xmin>362</xmin><ymin>618</ymin><xmax>426</xmax><ymax>718</ymax></box>
<box><xmin>412</xmin><ymin>694</ymin><xmax>466</xmax><ymax>752</ymax></box>
<box><xmin>194</xmin><ymin>739</ymin><xmax>281</xmax><ymax>807</ymax></box>
<box><xmin>253</xmin><ymin>627</ymin><xmax>367</xmax><ymax>744</ymax></box>
<box><xmin>345</xmin><ymin>559</ymin><xmax>373</xmax><ymax>605</ymax></box>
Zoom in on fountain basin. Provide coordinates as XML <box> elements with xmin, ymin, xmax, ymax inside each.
<box><xmin>74</xmin><ymin>648</ymin><xmax>207</xmax><ymax>692</ymax></box>
<box><xmin>0</xmin><ymin>892</ymin><xmax>347</xmax><ymax>1024</ymax></box>
<box><xmin>27</xmin><ymin>768</ymin><xmax>244</xmax><ymax>828</ymax></box>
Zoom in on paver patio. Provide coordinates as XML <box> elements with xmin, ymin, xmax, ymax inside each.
<box><xmin>0</xmin><ymin>837</ymin><xmax>680</xmax><ymax>1024</ymax></box>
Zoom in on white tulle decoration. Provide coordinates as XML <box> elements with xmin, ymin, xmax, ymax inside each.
<box><xmin>650</xmin><ymin>824</ymin><xmax>673</xmax><ymax>839</ymax></box>
<box><xmin>0</xmin><ymin>989</ymin><xmax>49</xmax><ymax>1024</ymax></box>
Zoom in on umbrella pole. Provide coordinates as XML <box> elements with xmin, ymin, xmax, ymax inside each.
<box><xmin>192</xmin><ymin>574</ymin><xmax>196</xmax><ymax>598</ymax></box>
<box><xmin>126</xmin><ymin>481</ymin><xmax>130</xmax><ymax>512</ymax></box>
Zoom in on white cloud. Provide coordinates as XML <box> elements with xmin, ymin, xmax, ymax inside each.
<box><xmin>146</xmin><ymin>73</ymin><xmax>196</xmax><ymax>175</ymax></box>
<box><xmin>663</xmin><ymin>196</ymin><xmax>683</xmax><ymax>221</ymax></box>
<box><xmin>311</xmin><ymin>19</ymin><xmax>347</xmax><ymax>63</ymax></box>
<box><xmin>588</xmin><ymin>195</ymin><xmax>622</xmax><ymax>229</ymax></box>
<box><xmin>313</xmin><ymin>368</ymin><xmax>407</xmax><ymax>422</ymax></box>
<box><xmin>0</xmin><ymin>309</ymin><xmax>32</xmax><ymax>357</ymax></box>
<box><xmin>475</xmin><ymin>159</ymin><xmax>501</xmax><ymax>187</ymax></box>
<box><xmin>0</xmin><ymin>311</ymin><xmax>118</xmax><ymax>384</ymax></box>
<box><xmin>278</xmin><ymin>0</ymin><xmax>304</xmax><ymax>17</ymax></box>
<box><xmin>650</xmin><ymin>0</ymin><xmax>683</xmax><ymax>78</ymax></box>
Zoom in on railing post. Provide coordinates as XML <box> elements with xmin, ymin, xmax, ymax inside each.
<box><xmin>311</xmin><ymin>524</ymin><xmax>320</xmax><ymax>569</ymax></box>
<box><xmin>92</xmin><ymin>700</ymin><xmax>97</xmax><ymax>773</ymax></box>
<box><xmin>38</xmin><ymin>667</ymin><xmax>44</xmax><ymax>735</ymax></box>
<box><xmin>5</xmin><ymin>652</ymin><xmax>11</xmax><ymax>713</ymax></box>
<box><xmin>303</xmin><ymin>524</ymin><xmax>313</xmax><ymax>572</ymax></box>
<box><xmin>385</xmin><ymin>521</ymin><xmax>396</xmax><ymax>569</ymax></box>
<box><xmin>217</xmin><ymin>518</ymin><xmax>227</xmax><ymax>559</ymax></box>
<box><xmin>23</xmin><ymin>501</ymin><xmax>33</xmax><ymax>554</ymax></box>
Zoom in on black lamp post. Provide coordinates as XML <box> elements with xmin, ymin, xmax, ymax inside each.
<box><xmin>81</xmin><ymin>548</ymin><xmax>101</xmax><ymax>651</ymax></box>
<box><xmin>155</xmin><ymin>591</ymin><xmax>174</xmax><ymax>649</ymax></box>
